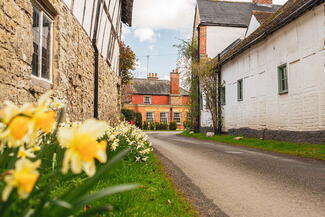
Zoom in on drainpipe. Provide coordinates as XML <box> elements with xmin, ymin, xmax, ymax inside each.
<box><xmin>92</xmin><ymin>1</ymin><xmax>101</xmax><ymax>119</ymax></box>
<box><xmin>195</xmin><ymin>25</ymin><xmax>201</xmax><ymax>133</ymax></box>
<box><xmin>217</xmin><ymin>54</ymin><xmax>222</xmax><ymax>134</ymax></box>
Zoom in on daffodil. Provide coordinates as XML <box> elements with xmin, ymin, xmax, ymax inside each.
<box><xmin>17</xmin><ymin>146</ymin><xmax>36</xmax><ymax>159</ymax></box>
<box><xmin>2</xmin><ymin>159</ymin><xmax>41</xmax><ymax>201</ymax></box>
<box><xmin>33</xmin><ymin>92</ymin><xmax>56</xmax><ymax>134</ymax></box>
<box><xmin>0</xmin><ymin>102</ymin><xmax>34</xmax><ymax>148</ymax></box>
<box><xmin>58</xmin><ymin>119</ymin><xmax>109</xmax><ymax>176</ymax></box>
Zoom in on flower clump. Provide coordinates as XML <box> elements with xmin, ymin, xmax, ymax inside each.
<box><xmin>0</xmin><ymin>92</ymin><xmax>152</xmax><ymax>202</ymax></box>
<box><xmin>105</xmin><ymin>122</ymin><xmax>153</xmax><ymax>162</ymax></box>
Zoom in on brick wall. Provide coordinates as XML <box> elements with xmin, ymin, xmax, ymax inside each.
<box><xmin>0</xmin><ymin>0</ymin><xmax>121</xmax><ymax>123</ymax></box>
<box><xmin>199</xmin><ymin>25</ymin><xmax>207</xmax><ymax>56</ymax></box>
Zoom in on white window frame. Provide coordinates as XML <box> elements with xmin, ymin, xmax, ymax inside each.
<box><xmin>174</xmin><ymin>112</ymin><xmax>181</xmax><ymax>125</ymax></box>
<box><xmin>160</xmin><ymin>112</ymin><xmax>168</xmax><ymax>123</ymax></box>
<box><xmin>146</xmin><ymin>112</ymin><xmax>154</xmax><ymax>122</ymax></box>
<box><xmin>31</xmin><ymin>3</ymin><xmax>54</xmax><ymax>83</ymax></box>
<box><xmin>144</xmin><ymin>96</ymin><xmax>152</xmax><ymax>104</ymax></box>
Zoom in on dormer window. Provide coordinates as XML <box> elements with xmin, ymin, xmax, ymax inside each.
<box><xmin>144</xmin><ymin>96</ymin><xmax>152</xmax><ymax>104</ymax></box>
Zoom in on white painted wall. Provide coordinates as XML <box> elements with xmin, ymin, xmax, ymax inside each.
<box><xmin>206</xmin><ymin>26</ymin><xmax>246</xmax><ymax>58</ymax></box>
<box><xmin>245</xmin><ymin>15</ymin><xmax>260</xmax><ymax>37</ymax></box>
<box><xmin>70</xmin><ymin>0</ymin><xmax>122</xmax><ymax>73</ymax></box>
<box><xmin>221</xmin><ymin>4</ymin><xmax>325</xmax><ymax>132</ymax></box>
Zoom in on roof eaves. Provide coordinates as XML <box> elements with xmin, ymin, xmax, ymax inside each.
<box><xmin>121</xmin><ymin>0</ymin><xmax>134</xmax><ymax>26</ymax></box>
<box><xmin>217</xmin><ymin>0</ymin><xmax>323</xmax><ymax>66</ymax></box>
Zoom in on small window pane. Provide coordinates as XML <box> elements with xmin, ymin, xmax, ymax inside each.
<box><xmin>41</xmin><ymin>15</ymin><xmax>51</xmax><ymax>80</ymax></box>
<box><xmin>221</xmin><ymin>86</ymin><xmax>226</xmax><ymax>105</ymax></box>
<box><xmin>237</xmin><ymin>79</ymin><xmax>243</xmax><ymax>101</ymax></box>
<box><xmin>144</xmin><ymin>96</ymin><xmax>151</xmax><ymax>104</ymax></box>
<box><xmin>278</xmin><ymin>65</ymin><xmax>288</xmax><ymax>94</ymax></box>
<box><xmin>146</xmin><ymin>112</ymin><xmax>154</xmax><ymax>122</ymax></box>
<box><xmin>160</xmin><ymin>112</ymin><xmax>168</xmax><ymax>122</ymax></box>
<box><xmin>174</xmin><ymin>112</ymin><xmax>181</xmax><ymax>124</ymax></box>
<box><xmin>32</xmin><ymin>7</ymin><xmax>41</xmax><ymax>76</ymax></box>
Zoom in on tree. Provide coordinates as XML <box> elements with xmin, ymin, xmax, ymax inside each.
<box><xmin>175</xmin><ymin>39</ymin><xmax>221</xmax><ymax>134</ymax></box>
<box><xmin>119</xmin><ymin>42</ymin><xmax>136</xmax><ymax>85</ymax></box>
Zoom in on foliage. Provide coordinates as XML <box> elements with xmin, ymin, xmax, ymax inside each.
<box><xmin>156</xmin><ymin>122</ymin><xmax>169</xmax><ymax>130</ymax></box>
<box><xmin>119</xmin><ymin>42</ymin><xmax>136</xmax><ymax>85</ymax></box>
<box><xmin>51</xmin><ymin>153</ymin><xmax>197</xmax><ymax>217</ymax></box>
<box><xmin>169</xmin><ymin>122</ymin><xmax>178</xmax><ymax>131</ymax></box>
<box><xmin>180</xmin><ymin>132</ymin><xmax>325</xmax><ymax>161</ymax></box>
<box><xmin>143</xmin><ymin>121</ymin><xmax>149</xmax><ymax>130</ymax></box>
<box><xmin>121</xmin><ymin>109</ymin><xmax>142</xmax><ymax>129</ymax></box>
<box><xmin>175</xmin><ymin>39</ymin><xmax>221</xmax><ymax>133</ymax></box>
<box><xmin>134</xmin><ymin>112</ymin><xmax>142</xmax><ymax>129</ymax></box>
<box><xmin>103</xmin><ymin>122</ymin><xmax>153</xmax><ymax>162</ymax></box>
<box><xmin>0</xmin><ymin>93</ymin><xmax>154</xmax><ymax>216</ymax></box>
<box><xmin>174</xmin><ymin>39</ymin><xmax>200</xmax><ymax>132</ymax></box>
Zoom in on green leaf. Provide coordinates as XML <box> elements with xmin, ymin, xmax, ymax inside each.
<box><xmin>72</xmin><ymin>184</ymin><xmax>139</xmax><ymax>210</ymax></box>
<box><xmin>51</xmin><ymin>199</ymin><xmax>73</xmax><ymax>209</ymax></box>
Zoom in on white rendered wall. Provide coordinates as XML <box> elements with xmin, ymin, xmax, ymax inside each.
<box><xmin>206</xmin><ymin>26</ymin><xmax>246</xmax><ymax>58</ymax></box>
<box><xmin>221</xmin><ymin>4</ymin><xmax>325</xmax><ymax>132</ymax></box>
<box><xmin>245</xmin><ymin>15</ymin><xmax>260</xmax><ymax>37</ymax></box>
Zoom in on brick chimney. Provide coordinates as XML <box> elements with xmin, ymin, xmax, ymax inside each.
<box><xmin>148</xmin><ymin>73</ymin><xmax>158</xmax><ymax>80</ymax></box>
<box><xmin>253</xmin><ymin>0</ymin><xmax>273</xmax><ymax>4</ymax></box>
<box><xmin>170</xmin><ymin>69</ymin><xmax>180</xmax><ymax>95</ymax></box>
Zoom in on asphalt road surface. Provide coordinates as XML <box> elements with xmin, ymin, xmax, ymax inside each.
<box><xmin>147</xmin><ymin>131</ymin><xmax>325</xmax><ymax>217</ymax></box>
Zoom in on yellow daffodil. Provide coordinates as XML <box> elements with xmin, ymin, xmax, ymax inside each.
<box><xmin>0</xmin><ymin>102</ymin><xmax>34</xmax><ymax>148</ymax></box>
<box><xmin>33</xmin><ymin>92</ymin><xmax>56</xmax><ymax>134</ymax></box>
<box><xmin>58</xmin><ymin>119</ymin><xmax>109</xmax><ymax>177</ymax></box>
<box><xmin>2</xmin><ymin>159</ymin><xmax>41</xmax><ymax>201</ymax></box>
<box><xmin>17</xmin><ymin>146</ymin><xmax>36</xmax><ymax>159</ymax></box>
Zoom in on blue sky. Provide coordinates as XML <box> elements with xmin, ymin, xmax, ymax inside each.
<box><xmin>123</xmin><ymin>0</ymin><xmax>287</xmax><ymax>81</ymax></box>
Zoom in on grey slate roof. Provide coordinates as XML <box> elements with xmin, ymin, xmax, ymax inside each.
<box><xmin>132</xmin><ymin>79</ymin><xmax>189</xmax><ymax>96</ymax></box>
<box><xmin>197</xmin><ymin>0</ymin><xmax>281</xmax><ymax>27</ymax></box>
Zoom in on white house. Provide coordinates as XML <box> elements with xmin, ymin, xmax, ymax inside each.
<box><xmin>218</xmin><ymin>0</ymin><xmax>325</xmax><ymax>143</ymax></box>
<box><xmin>193</xmin><ymin>0</ymin><xmax>281</xmax><ymax>131</ymax></box>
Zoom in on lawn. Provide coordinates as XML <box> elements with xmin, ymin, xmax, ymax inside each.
<box><xmin>180</xmin><ymin>132</ymin><xmax>325</xmax><ymax>161</ymax></box>
<box><xmin>51</xmin><ymin>153</ymin><xmax>197</xmax><ymax>217</ymax></box>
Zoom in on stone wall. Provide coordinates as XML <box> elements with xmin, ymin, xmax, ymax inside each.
<box><xmin>0</xmin><ymin>0</ymin><xmax>121</xmax><ymax>122</ymax></box>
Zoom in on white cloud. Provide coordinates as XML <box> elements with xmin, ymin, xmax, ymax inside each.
<box><xmin>132</xmin><ymin>0</ymin><xmax>196</xmax><ymax>30</ymax></box>
<box><xmin>148</xmin><ymin>45</ymin><xmax>154</xmax><ymax>50</ymax></box>
<box><xmin>134</xmin><ymin>28</ymin><xmax>157</xmax><ymax>42</ymax></box>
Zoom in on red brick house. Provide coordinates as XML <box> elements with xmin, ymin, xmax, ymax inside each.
<box><xmin>123</xmin><ymin>69</ymin><xmax>190</xmax><ymax>129</ymax></box>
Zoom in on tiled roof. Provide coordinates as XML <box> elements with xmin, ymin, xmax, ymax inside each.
<box><xmin>131</xmin><ymin>79</ymin><xmax>189</xmax><ymax>96</ymax></box>
<box><xmin>197</xmin><ymin>0</ymin><xmax>281</xmax><ymax>27</ymax></box>
<box><xmin>121</xmin><ymin>0</ymin><xmax>134</xmax><ymax>26</ymax></box>
<box><xmin>217</xmin><ymin>0</ymin><xmax>323</xmax><ymax>65</ymax></box>
<box><xmin>252</xmin><ymin>10</ymin><xmax>274</xmax><ymax>24</ymax></box>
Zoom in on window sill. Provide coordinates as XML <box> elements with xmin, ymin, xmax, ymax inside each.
<box><xmin>279</xmin><ymin>91</ymin><xmax>288</xmax><ymax>95</ymax></box>
<box><xmin>31</xmin><ymin>76</ymin><xmax>53</xmax><ymax>89</ymax></box>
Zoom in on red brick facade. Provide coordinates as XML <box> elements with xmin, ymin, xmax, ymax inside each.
<box><xmin>124</xmin><ymin>70</ymin><xmax>190</xmax><ymax>129</ymax></box>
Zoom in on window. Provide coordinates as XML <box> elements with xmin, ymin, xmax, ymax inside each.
<box><xmin>221</xmin><ymin>86</ymin><xmax>226</xmax><ymax>105</ymax></box>
<box><xmin>144</xmin><ymin>96</ymin><xmax>152</xmax><ymax>104</ymax></box>
<box><xmin>174</xmin><ymin>112</ymin><xmax>181</xmax><ymax>125</ymax></box>
<box><xmin>278</xmin><ymin>64</ymin><xmax>288</xmax><ymax>94</ymax></box>
<box><xmin>146</xmin><ymin>112</ymin><xmax>154</xmax><ymax>122</ymax></box>
<box><xmin>237</xmin><ymin>79</ymin><xmax>243</xmax><ymax>101</ymax></box>
<box><xmin>160</xmin><ymin>112</ymin><xmax>168</xmax><ymax>122</ymax></box>
<box><xmin>32</xmin><ymin>4</ymin><xmax>53</xmax><ymax>81</ymax></box>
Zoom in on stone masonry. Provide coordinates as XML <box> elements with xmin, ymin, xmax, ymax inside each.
<box><xmin>0</xmin><ymin>0</ymin><xmax>121</xmax><ymax>123</ymax></box>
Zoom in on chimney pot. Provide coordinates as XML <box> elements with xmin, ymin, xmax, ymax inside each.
<box><xmin>155</xmin><ymin>73</ymin><xmax>158</xmax><ymax>77</ymax></box>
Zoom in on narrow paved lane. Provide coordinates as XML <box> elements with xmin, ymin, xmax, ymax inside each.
<box><xmin>148</xmin><ymin>131</ymin><xmax>325</xmax><ymax>217</ymax></box>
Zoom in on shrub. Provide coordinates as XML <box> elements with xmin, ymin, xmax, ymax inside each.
<box><xmin>135</xmin><ymin>112</ymin><xmax>142</xmax><ymax>129</ymax></box>
<box><xmin>169</xmin><ymin>121</ymin><xmax>178</xmax><ymax>130</ymax></box>
<box><xmin>121</xmin><ymin>109</ymin><xmax>135</xmax><ymax>122</ymax></box>
<box><xmin>143</xmin><ymin>121</ymin><xmax>149</xmax><ymax>130</ymax></box>
<box><xmin>149</xmin><ymin>122</ymin><xmax>156</xmax><ymax>130</ymax></box>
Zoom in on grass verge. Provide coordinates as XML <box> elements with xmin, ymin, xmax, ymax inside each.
<box><xmin>180</xmin><ymin>132</ymin><xmax>325</xmax><ymax>161</ymax></box>
<box><xmin>51</xmin><ymin>153</ymin><xmax>197</xmax><ymax>217</ymax></box>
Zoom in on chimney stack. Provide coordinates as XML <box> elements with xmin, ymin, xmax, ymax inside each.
<box><xmin>148</xmin><ymin>73</ymin><xmax>159</xmax><ymax>80</ymax></box>
<box><xmin>170</xmin><ymin>68</ymin><xmax>180</xmax><ymax>95</ymax></box>
<box><xmin>253</xmin><ymin>0</ymin><xmax>273</xmax><ymax>4</ymax></box>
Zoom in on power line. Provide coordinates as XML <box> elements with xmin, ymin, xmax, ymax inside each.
<box><xmin>137</xmin><ymin>53</ymin><xmax>179</xmax><ymax>58</ymax></box>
